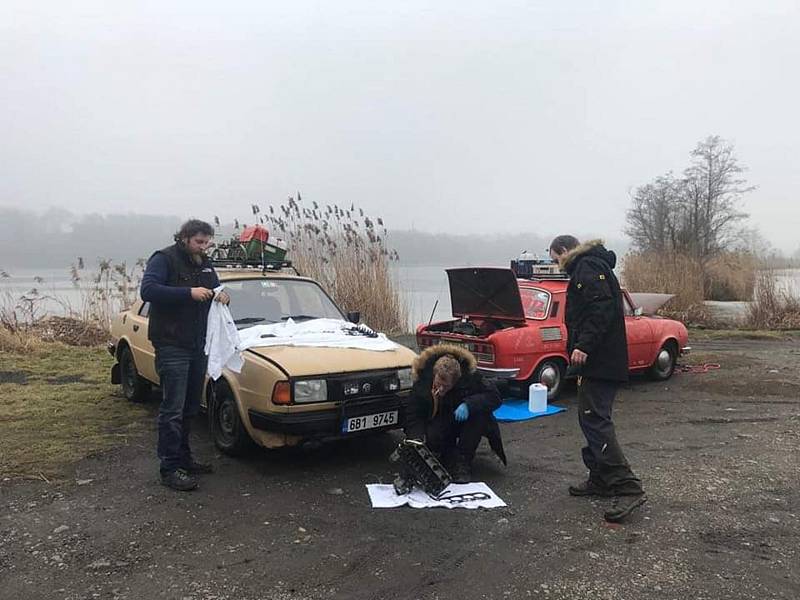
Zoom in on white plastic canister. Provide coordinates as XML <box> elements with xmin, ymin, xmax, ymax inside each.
<box><xmin>528</xmin><ymin>383</ymin><xmax>548</xmax><ymax>414</ymax></box>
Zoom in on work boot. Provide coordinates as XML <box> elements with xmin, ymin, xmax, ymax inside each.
<box><xmin>604</xmin><ymin>493</ymin><xmax>648</xmax><ymax>523</ymax></box>
<box><xmin>160</xmin><ymin>468</ymin><xmax>198</xmax><ymax>492</ymax></box>
<box><xmin>568</xmin><ymin>479</ymin><xmax>614</xmax><ymax>497</ymax></box>
<box><xmin>183</xmin><ymin>460</ymin><xmax>214</xmax><ymax>475</ymax></box>
<box><xmin>450</xmin><ymin>459</ymin><xmax>472</xmax><ymax>484</ymax></box>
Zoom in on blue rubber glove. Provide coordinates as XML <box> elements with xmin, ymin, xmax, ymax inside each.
<box><xmin>454</xmin><ymin>403</ymin><xmax>469</xmax><ymax>422</ymax></box>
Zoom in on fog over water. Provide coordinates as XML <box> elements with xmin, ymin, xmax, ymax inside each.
<box><xmin>1</xmin><ymin>1</ymin><xmax>799</xmax><ymax>253</ymax></box>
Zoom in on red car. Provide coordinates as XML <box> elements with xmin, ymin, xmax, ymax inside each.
<box><xmin>415</xmin><ymin>267</ymin><xmax>690</xmax><ymax>400</ymax></box>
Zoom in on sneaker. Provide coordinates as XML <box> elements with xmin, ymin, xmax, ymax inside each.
<box><xmin>183</xmin><ymin>460</ymin><xmax>214</xmax><ymax>475</ymax></box>
<box><xmin>604</xmin><ymin>493</ymin><xmax>648</xmax><ymax>523</ymax></box>
<box><xmin>160</xmin><ymin>469</ymin><xmax>198</xmax><ymax>492</ymax></box>
<box><xmin>568</xmin><ymin>480</ymin><xmax>614</xmax><ymax>497</ymax></box>
<box><xmin>450</xmin><ymin>459</ymin><xmax>472</xmax><ymax>484</ymax></box>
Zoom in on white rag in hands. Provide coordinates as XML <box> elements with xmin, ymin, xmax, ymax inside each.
<box><xmin>205</xmin><ymin>286</ymin><xmax>244</xmax><ymax>380</ymax></box>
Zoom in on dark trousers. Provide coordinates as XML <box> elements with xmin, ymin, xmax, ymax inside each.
<box><xmin>155</xmin><ymin>345</ymin><xmax>207</xmax><ymax>474</ymax></box>
<box><xmin>578</xmin><ymin>377</ymin><xmax>643</xmax><ymax>495</ymax></box>
<box><xmin>426</xmin><ymin>410</ymin><xmax>489</xmax><ymax>465</ymax></box>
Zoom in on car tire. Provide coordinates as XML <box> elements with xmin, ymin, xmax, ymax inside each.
<box><xmin>209</xmin><ymin>381</ymin><xmax>255</xmax><ymax>456</ymax></box>
<box><xmin>531</xmin><ymin>358</ymin><xmax>566</xmax><ymax>401</ymax></box>
<box><xmin>119</xmin><ymin>346</ymin><xmax>151</xmax><ymax>402</ymax></box>
<box><xmin>647</xmin><ymin>341</ymin><xmax>677</xmax><ymax>381</ymax></box>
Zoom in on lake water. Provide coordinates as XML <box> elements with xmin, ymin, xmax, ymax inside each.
<box><xmin>2</xmin><ymin>265</ymin><xmax>798</xmax><ymax>330</ymax></box>
<box><xmin>0</xmin><ymin>265</ymin><xmax>456</xmax><ymax>328</ymax></box>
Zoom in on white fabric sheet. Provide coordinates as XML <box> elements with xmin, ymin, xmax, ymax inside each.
<box><xmin>366</xmin><ymin>482</ymin><xmax>506</xmax><ymax>510</ymax></box>
<box><xmin>238</xmin><ymin>318</ymin><xmax>399</xmax><ymax>352</ymax></box>
<box><xmin>205</xmin><ymin>287</ymin><xmax>244</xmax><ymax>380</ymax></box>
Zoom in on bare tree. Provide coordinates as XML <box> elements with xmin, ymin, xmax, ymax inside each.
<box><xmin>625</xmin><ymin>173</ymin><xmax>682</xmax><ymax>253</ymax></box>
<box><xmin>682</xmin><ymin>135</ymin><xmax>753</xmax><ymax>263</ymax></box>
<box><xmin>626</xmin><ymin>135</ymin><xmax>753</xmax><ymax>263</ymax></box>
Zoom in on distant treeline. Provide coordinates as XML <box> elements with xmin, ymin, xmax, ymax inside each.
<box><xmin>0</xmin><ymin>208</ymin><xmax>182</xmax><ymax>269</ymax></box>
<box><xmin>0</xmin><ymin>207</ymin><xmax>624</xmax><ymax>270</ymax></box>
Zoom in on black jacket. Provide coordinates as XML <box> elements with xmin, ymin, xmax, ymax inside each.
<box><xmin>405</xmin><ymin>344</ymin><xmax>506</xmax><ymax>464</ymax></box>
<box><xmin>141</xmin><ymin>243</ymin><xmax>220</xmax><ymax>350</ymax></box>
<box><xmin>562</xmin><ymin>240</ymin><xmax>629</xmax><ymax>382</ymax></box>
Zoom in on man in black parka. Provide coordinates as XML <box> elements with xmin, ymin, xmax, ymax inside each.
<box><xmin>549</xmin><ymin>235</ymin><xmax>646</xmax><ymax>523</ymax></box>
<box><xmin>405</xmin><ymin>344</ymin><xmax>506</xmax><ymax>483</ymax></box>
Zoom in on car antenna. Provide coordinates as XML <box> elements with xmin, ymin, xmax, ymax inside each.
<box><xmin>427</xmin><ymin>299</ymin><xmax>439</xmax><ymax>327</ymax></box>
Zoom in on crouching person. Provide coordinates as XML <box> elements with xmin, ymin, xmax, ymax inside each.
<box><xmin>404</xmin><ymin>344</ymin><xmax>507</xmax><ymax>482</ymax></box>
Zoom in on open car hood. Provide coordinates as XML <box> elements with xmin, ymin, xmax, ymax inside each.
<box><xmin>628</xmin><ymin>293</ymin><xmax>675</xmax><ymax>315</ymax></box>
<box><xmin>447</xmin><ymin>267</ymin><xmax>525</xmax><ymax>321</ymax></box>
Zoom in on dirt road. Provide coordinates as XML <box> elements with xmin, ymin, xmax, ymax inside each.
<box><xmin>2</xmin><ymin>336</ymin><xmax>799</xmax><ymax>600</ymax></box>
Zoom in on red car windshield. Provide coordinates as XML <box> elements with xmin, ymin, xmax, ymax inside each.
<box><xmin>520</xmin><ymin>288</ymin><xmax>551</xmax><ymax>320</ymax></box>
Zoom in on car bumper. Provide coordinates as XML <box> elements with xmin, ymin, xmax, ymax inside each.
<box><xmin>248</xmin><ymin>395</ymin><xmax>408</xmax><ymax>438</ymax></box>
<box><xmin>476</xmin><ymin>366</ymin><xmax>520</xmax><ymax>380</ymax></box>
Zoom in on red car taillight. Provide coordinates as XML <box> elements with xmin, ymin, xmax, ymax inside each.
<box><xmin>470</xmin><ymin>342</ymin><xmax>495</xmax><ymax>364</ymax></box>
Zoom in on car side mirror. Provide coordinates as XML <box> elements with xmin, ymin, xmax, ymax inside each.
<box><xmin>346</xmin><ymin>311</ymin><xmax>361</xmax><ymax>324</ymax></box>
<box><xmin>634</xmin><ymin>307</ymin><xmax>643</xmax><ymax>317</ymax></box>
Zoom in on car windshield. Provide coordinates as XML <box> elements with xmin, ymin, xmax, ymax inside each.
<box><xmin>520</xmin><ymin>288</ymin><xmax>551</xmax><ymax>320</ymax></box>
<box><xmin>223</xmin><ymin>278</ymin><xmax>344</xmax><ymax>328</ymax></box>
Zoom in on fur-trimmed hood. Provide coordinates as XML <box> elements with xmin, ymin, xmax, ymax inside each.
<box><xmin>560</xmin><ymin>239</ymin><xmax>617</xmax><ymax>272</ymax></box>
<box><xmin>412</xmin><ymin>343</ymin><xmax>477</xmax><ymax>382</ymax></box>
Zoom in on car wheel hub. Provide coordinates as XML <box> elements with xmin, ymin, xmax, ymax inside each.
<box><xmin>219</xmin><ymin>402</ymin><xmax>235</xmax><ymax>435</ymax></box>
<box><xmin>540</xmin><ymin>365</ymin><xmax>559</xmax><ymax>388</ymax></box>
<box><xmin>123</xmin><ymin>359</ymin><xmax>135</xmax><ymax>389</ymax></box>
<box><xmin>657</xmin><ymin>349</ymin><xmax>672</xmax><ymax>370</ymax></box>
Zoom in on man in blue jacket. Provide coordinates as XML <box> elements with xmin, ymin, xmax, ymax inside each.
<box><xmin>549</xmin><ymin>235</ymin><xmax>646</xmax><ymax>523</ymax></box>
<box><xmin>140</xmin><ymin>219</ymin><xmax>229</xmax><ymax>491</ymax></box>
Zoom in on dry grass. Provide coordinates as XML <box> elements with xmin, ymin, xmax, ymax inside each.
<box><xmin>1</xmin><ymin>259</ymin><xmax>142</xmax><ymax>352</ymax></box>
<box><xmin>621</xmin><ymin>251</ymin><xmax>708</xmax><ymax>320</ymax></box>
<box><xmin>744</xmin><ymin>269</ymin><xmax>800</xmax><ymax>330</ymax></box>
<box><xmin>0</xmin><ymin>343</ymin><xmax>149</xmax><ymax>479</ymax></box>
<box><xmin>621</xmin><ymin>250</ymin><xmax>759</xmax><ymax>326</ymax></box>
<box><xmin>0</xmin><ymin>326</ymin><xmax>47</xmax><ymax>353</ymax></box>
<box><xmin>253</xmin><ymin>196</ymin><xmax>408</xmax><ymax>333</ymax></box>
<box><xmin>706</xmin><ymin>253</ymin><xmax>758</xmax><ymax>301</ymax></box>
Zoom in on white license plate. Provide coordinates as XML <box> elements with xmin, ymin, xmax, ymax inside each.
<box><xmin>342</xmin><ymin>410</ymin><xmax>398</xmax><ymax>433</ymax></box>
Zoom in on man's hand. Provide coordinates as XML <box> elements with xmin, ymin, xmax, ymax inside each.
<box><xmin>214</xmin><ymin>290</ymin><xmax>231</xmax><ymax>305</ymax></box>
<box><xmin>190</xmin><ymin>287</ymin><xmax>214</xmax><ymax>302</ymax></box>
<box><xmin>570</xmin><ymin>348</ymin><xmax>588</xmax><ymax>366</ymax></box>
<box><xmin>454</xmin><ymin>403</ymin><xmax>469</xmax><ymax>422</ymax></box>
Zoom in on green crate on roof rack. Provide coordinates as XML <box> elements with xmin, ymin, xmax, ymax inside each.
<box><xmin>210</xmin><ymin>225</ymin><xmax>288</xmax><ymax>265</ymax></box>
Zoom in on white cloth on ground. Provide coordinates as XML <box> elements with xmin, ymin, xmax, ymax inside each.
<box><xmin>366</xmin><ymin>482</ymin><xmax>506</xmax><ymax>510</ymax></box>
<box><xmin>238</xmin><ymin>318</ymin><xmax>399</xmax><ymax>352</ymax></box>
<box><xmin>205</xmin><ymin>286</ymin><xmax>244</xmax><ymax>380</ymax></box>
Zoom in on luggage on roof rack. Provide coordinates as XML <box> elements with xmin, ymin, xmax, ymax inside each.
<box><xmin>209</xmin><ymin>225</ymin><xmax>290</xmax><ymax>269</ymax></box>
<box><xmin>510</xmin><ymin>252</ymin><xmax>568</xmax><ymax>279</ymax></box>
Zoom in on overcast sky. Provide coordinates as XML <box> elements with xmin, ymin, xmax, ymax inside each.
<box><xmin>1</xmin><ymin>1</ymin><xmax>798</xmax><ymax>252</ymax></box>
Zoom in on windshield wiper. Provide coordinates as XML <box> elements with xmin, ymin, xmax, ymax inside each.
<box><xmin>280</xmin><ymin>314</ymin><xmax>320</xmax><ymax>322</ymax></box>
<box><xmin>234</xmin><ymin>317</ymin><xmax>271</xmax><ymax>325</ymax></box>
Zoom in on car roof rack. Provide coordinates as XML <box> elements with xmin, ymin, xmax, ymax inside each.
<box><xmin>210</xmin><ymin>258</ymin><xmax>300</xmax><ymax>276</ymax></box>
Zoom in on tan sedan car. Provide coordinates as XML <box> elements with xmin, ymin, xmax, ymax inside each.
<box><xmin>109</xmin><ymin>268</ymin><xmax>417</xmax><ymax>455</ymax></box>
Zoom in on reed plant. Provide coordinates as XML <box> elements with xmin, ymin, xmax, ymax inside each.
<box><xmin>744</xmin><ymin>269</ymin><xmax>800</xmax><ymax>329</ymax></box>
<box><xmin>240</xmin><ymin>195</ymin><xmax>408</xmax><ymax>333</ymax></box>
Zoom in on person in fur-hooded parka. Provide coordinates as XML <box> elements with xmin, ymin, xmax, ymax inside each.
<box><xmin>404</xmin><ymin>343</ymin><xmax>506</xmax><ymax>482</ymax></box>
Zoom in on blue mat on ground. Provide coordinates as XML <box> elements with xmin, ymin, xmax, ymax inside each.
<box><xmin>493</xmin><ymin>398</ymin><xmax>567</xmax><ymax>422</ymax></box>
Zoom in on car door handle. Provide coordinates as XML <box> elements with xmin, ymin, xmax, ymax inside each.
<box><xmin>133</xmin><ymin>325</ymin><xmax>139</xmax><ymax>332</ymax></box>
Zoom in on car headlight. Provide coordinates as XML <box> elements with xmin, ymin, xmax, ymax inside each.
<box><xmin>294</xmin><ymin>379</ymin><xmax>328</xmax><ymax>403</ymax></box>
<box><xmin>397</xmin><ymin>368</ymin><xmax>413</xmax><ymax>390</ymax></box>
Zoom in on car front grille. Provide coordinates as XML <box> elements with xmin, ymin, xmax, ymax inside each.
<box><xmin>326</xmin><ymin>370</ymin><xmax>402</xmax><ymax>402</ymax></box>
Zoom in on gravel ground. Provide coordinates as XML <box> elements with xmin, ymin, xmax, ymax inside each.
<box><xmin>1</xmin><ymin>336</ymin><xmax>799</xmax><ymax>600</ymax></box>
